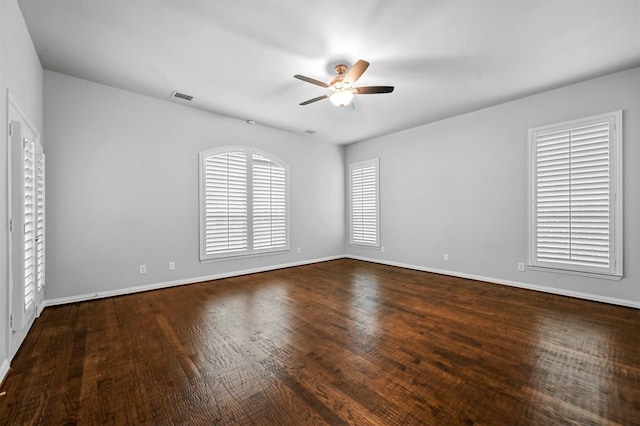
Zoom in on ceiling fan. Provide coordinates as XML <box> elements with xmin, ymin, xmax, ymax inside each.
<box><xmin>294</xmin><ymin>59</ymin><xmax>394</xmax><ymax>107</ymax></box>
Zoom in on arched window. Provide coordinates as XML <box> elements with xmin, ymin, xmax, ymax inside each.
<box><xmin>199</xmin><ymin>147</ymin><xmax>288</xmax><ymax>261</ymax></box>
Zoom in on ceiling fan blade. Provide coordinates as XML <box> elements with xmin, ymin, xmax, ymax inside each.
<box><xmin>299</xmin><ymin>94</ymin><xmax>330</xmax><ymax>105</ymax></box>
<box><xmin>355</xmin><ymin>86</ymin><xmax>395</xmax><ymax>94</ymax></box>
<box><xmin>343</xmin><ymin>60</ymin><xmax>370</xmax><ymax>85</ymax></box>
<box><xmin>294</xmin><ymin>74</ymin><xmax>329</xmax><ymax>88</ymax></box>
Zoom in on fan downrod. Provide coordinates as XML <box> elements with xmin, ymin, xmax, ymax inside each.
<box><xmin>330</xmin><ymin>64</ymin><xmax>348</xmax><ymax>86</ymax></box>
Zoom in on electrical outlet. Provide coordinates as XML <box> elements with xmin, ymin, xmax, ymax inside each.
<box><xmin>443</xmin><ymin>253</ymin><xmax>449</xmax><ymax>261</ymax></box>
<box><xmin>139</xmin><ymin>264</ymin><xmax>147</xmax><ymax>274</ymax></box>
<box><xmin>381</xmin><ymin>246</ymin><xmax>386</xmax><ymax>253</ymax></box>
<box><xmin>518</xmin><ymin>262</ymin><xmax>525</xmax><ymax>272</ymax></box>
<box><xmin>168</xmin><ymin>261</ymin><xmax>175</xmax><ymax>271</ymax></box>
<box><xmin>296</xmin><ymin>247</ymin><xmax>301</xmax><ymax>254</ymax></box>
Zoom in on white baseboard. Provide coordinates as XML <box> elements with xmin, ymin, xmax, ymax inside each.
<box><xmin>43</xmin><ymin>254</ymin><xmax>639</xmax><ymax>310</ymax></box>
<box><xmin>346</xmin><ymin>255</ymin><xmax>640</xmax><ymax>310</ymax></box>
<box><xmin>0</xmin><ymin>359</ymin><xmax>9</xmax><ymax>385</ymax></box>
<box><xmin>44</xmin><ymin>255</ymin><xmax>344</xmax><ymax>307</ymax></box>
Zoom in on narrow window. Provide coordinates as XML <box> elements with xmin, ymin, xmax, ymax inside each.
<box><xmin>528</xmin><ymin>111</ymin><xmax>622</xmax><ymax>278</ymax></box>
<box><xmin>350</xmin><ymin>158</ymin><xmax>379</xmax><ymax>247</ymax></box>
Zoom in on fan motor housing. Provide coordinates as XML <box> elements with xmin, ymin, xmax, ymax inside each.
<box><xmin>330</xmin><ymin>64</ymin><xmax>348</xmax><ymax>86</ymax></box>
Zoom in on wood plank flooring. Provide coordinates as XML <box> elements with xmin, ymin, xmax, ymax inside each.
<box><xmin>1</xmin><ymin>259</ymin><xmax>639</xmax><ymax>425</ymax></box>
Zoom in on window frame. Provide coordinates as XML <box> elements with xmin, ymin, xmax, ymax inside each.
<box><xmin>199</xmin><ymin>146</ymin><xmax>289</xmax><ymax>261</ymax></box>
<box><xmin>527</xmin><ymin>111</ymin><xmax>623</xmax><ymax>279</ymax></box>
<box><xmin>349</xmin><ymin>158</ymin><xmax>380</xmax><ymax>248</ymax></box>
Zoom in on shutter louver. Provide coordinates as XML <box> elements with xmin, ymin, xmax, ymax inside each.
<box><xmin>252</xmin><ymin>154</ymin><xmax>287</xmax><ymax>251</ymax></box>
<box><xmin>23</xmin><ymin>139</ymin><xmax>35</xmax><ymax>310</ymax></box>
<box><xmin>351</xmin><ymin>160</ymin><xmax>378</xmax><ymax>246</ymax></box>
<box><xmin>35</xmin><ymin>150</ymin><xmax>45</xmax><ymax>292</ymax></box>
<box><xmin>534</xmin><ymin>121</ymin><xmax>611</xmax><ymax>270</ymax></box>
<box><xmin>203</xmin><ymin>151</ymin><xmax>248</xmax><ymax>256</ymax></box>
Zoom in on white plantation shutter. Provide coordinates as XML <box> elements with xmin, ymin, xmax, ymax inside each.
<box><xmin>23</xmin><ymin>138</ymin><xmax>35</xmax><ymax>310</ymax></box>
<box><xmin>529</xmin><ymin>111</ymin><xmax>622</xmax><ymax>277</ymax></box>
<box><xmin>252</xmin><ymin>153</ymin><xmax>287</xmax><ymax>251</ymax></box>
<box><xmin>35</xmin><ymin>148</ymin><xmax>45</xmax><ymax>292</ymax></box>
<box><xmin>350</xmin><ymin>159</ymin><xmax>379</xmax><ymax>247</ymax></box>
<box><xmin>200</xmin><ymin>147</ymin><xmax>288</xmax><ymax>260</ymax></box>
<box><xmin>202</xmin><ymin>151</ymin><xmax>248</xmax><ymax>258</ymax></box>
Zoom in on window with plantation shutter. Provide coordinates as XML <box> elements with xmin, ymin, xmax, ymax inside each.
<box><xmin>528</xmin><ymin>111</ymin><xmax>622</xmax><ymax>278</ymax></box>
<box><xmin>252</xmin><ymin>153</ymin><xmax>287</xmax><ymax>252</ymax></box>
<box><xmin>200</xmin><ymin>147</ymin><xmax>288</xmax><ymax>261</ymax></box>
<box><xmin>202</xmin><ymin>150</ymin><xmax>248</xmax><ymax>258</ymax></box>
<box><xmin>350</xmin><ymin>159</ymin><xmax>379</xmax><ymax>247</ymax></box>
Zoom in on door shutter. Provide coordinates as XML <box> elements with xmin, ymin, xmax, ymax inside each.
<box><xmin>202</xmin><ymin>150</ymin><xmax>248</xmax><ymax>258</ymax></box>
<box><xmin>23</xmin><ymin>137</ymin><xmax>36</xmax><ymax>310</ymax></box>
<box><xmin>35</xmin><ymin>145</ymin><xmax>45</xmax><ymax>292</ymax></box>
<box><xmin>252</xmin><ymin>153</ymin><xmax>287</xmax><ymax>251</ymax></box>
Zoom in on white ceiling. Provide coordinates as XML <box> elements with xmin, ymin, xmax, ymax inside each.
<box><xmin>18</xmin><ymin>0</ymin><xmax>640</xmax><ymax>145</ymax></box>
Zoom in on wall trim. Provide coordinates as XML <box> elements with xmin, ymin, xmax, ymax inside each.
<box><xmin>346</xmin><ymin>255</ymin><xmax>640</xmax><ymax>310</ymax></box>
<box><xmin>44</xmin><ymin>255</ymin><xmax>344</xmax><ymax>307</ymax></box>
<box><xmin>44</xmin><ymin>254</ymin><xmax>640</xmax><ymax>310</ymax></box>
<box><xmin>0</xmin><ymin>359</ymin><xmax>9</xmax><ymax>386</ymax></box>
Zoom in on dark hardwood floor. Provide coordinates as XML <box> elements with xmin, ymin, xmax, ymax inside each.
<box><xmin>1</xmin><ymin>259</ymin><xmax>639</xmax><ymax>425</ymax></box>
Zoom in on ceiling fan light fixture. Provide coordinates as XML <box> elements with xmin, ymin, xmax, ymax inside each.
<box><xmin>329</xmin><ymin>88</ymin><xmax>355</xmax><ymax>107</ymax></box>
<box><xmin>295</xmin><ymin>59</ymin><xmax>393</xmax><ymax>107</ymax></box>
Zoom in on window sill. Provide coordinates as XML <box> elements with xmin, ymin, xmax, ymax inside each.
<box><xmin>201</xmin><ymin>247</ymin><xmax>290</xmax><ymax>263</ymax></box>
<box><xmin>349</xmin><ymin>243</ymin><xmax>381</xmax><ymax>250</ymax></box>
<box><xmin>528</xmin><ymin>265</ymin><xmax>622</xmax><ymax>281</ymax></box>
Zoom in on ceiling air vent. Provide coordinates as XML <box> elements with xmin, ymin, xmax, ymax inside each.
<box><xmin>171</xmin><ymin>91</ymin><xmax>193</xmax><ymax>101</ymax></box>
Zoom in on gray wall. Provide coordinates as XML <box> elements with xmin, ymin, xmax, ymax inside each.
<box><xmin>346</xmin><ymin>68</ymin><xmax>640</xmax><ymax>307</ymax></box>
<box><xmin>0</xmin><ymin>0</ymin><xmax>44</xmax><ymax>371</ymax></box>
<box><xmin>44</xmin><ymin>71</ymin><xmax>345</xmax><ymax>301</ymax></box>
